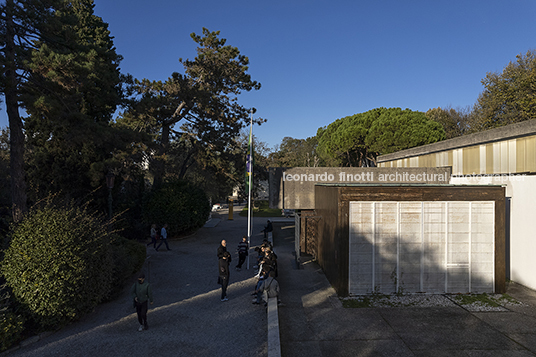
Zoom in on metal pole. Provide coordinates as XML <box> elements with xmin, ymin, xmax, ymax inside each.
<box><xmin>247</xmin><ymin>109</ymin><xmax>253</xmax><ymax>270</ymax></box>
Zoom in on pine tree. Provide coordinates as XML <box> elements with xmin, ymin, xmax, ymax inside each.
<box><xmin>22</xmin><ymin>0</ymin><xmax>123</xmax><ymax>200</ymax></box>
<box><xmin>0</xmin><ymin>0</ymin><xmax>62</xmax><ymax>222</ymax></box>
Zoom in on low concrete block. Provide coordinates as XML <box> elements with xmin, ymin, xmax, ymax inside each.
<box><xmin>267</xmin><ymin>297</ymin><xmax>281</xmax><ymax>357</ymax></box>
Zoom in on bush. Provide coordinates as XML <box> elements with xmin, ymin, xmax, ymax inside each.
<box><xmin>1</xmin><ymin>203</ymin><xmax>114</xmax><ymax>328</ymax></box>
<box><xmin>0</xmin><ymin>283</ymin><xmax>25</xmax><ymax>352</ymax></box>
<box><xmin>107</xmin><ymin>234</ymin><xmax>146</xmax><ymax>298</ymax></box>
<box><xmin>143</xmin><ymin>180</ymin><xmax>210</xmax><ymax>235</ymax></box>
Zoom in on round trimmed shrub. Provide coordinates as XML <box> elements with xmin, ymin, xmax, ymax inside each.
<box><xmin>143</xmin><ymin>180</ymin><xmax>210</xmax><ymax>235</ymax></box>
<box><xmin>1</xmin><ymin>203</ymin><xmax>114</xmax><ymax>328</ymax></box>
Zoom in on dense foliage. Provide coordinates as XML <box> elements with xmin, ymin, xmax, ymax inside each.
<box><xmin>472</xmin><ymin>50</ymin><xmax>536</xmax><ymax>132</ymax></box>
<box><xmin>316</xmin><ymin>108</ymin><xmax>445</xmax><ymax>167</ymax></box>
<box><xmin>1</xmin><ymin>203</ymin><xmax>116</xmax><ymax>328</ymax></box>
<box><xmin>120</xmin><ymin>28</ymin><xmax>263</xmax><ymax>189</ymax></box>
<box><xmin>425</xmin><ymin>107</ymin><xmax>471</xmax><ymax>139</ymax></box>
<box><xmin>0</xmin><ymin>283</ymin><xmax>25</xmax><ymax>352</ymax></box>
<box><xmin>108</xmin><ymin>234</ymin><xmax>146</xmax><ymax>298</ymax></box>
<box><xmin>143</xmin><ymin>180</ymin><xmax>211</xmax><ymax>235</ymax></box>
<box><xmin>268</xmin><ymin>136</ymin><xmax>321</xmax><ymax>167</ymax></box>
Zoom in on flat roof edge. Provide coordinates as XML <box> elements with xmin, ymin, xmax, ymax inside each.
<box><xmin>377</xmin><ymin>119</ymin><xmax>536</xmax><ymax>162</ymax></box>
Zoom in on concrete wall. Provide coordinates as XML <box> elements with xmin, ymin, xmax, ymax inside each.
<box><xmin>349</xmin><ymin>201</ymin><xmax>496</xmax><ymax>295</ymax></box>
<box><xmin>270</xmin><ymin>167</ymin><xmax>452</xmax><ymax>210</ymax></box>
<box><xmin>451</xmin><ymin>175</ymin><xmax>536</xmax><ymax>291</ymax></box>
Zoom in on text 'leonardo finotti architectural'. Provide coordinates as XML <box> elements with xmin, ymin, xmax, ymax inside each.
<box><xmin>270</xmin><ymin>167</ymin><xmax>452</xmax><ymax>210</ymax></box>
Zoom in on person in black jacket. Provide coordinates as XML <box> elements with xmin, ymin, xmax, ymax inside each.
<box><xmin>236</xmin><ymin>236</ymin><xmax>248</xmax><ymax>270</ymax></box>
<box><xmin>218</xmin><ymin>251</ymin><xmax>231</xmax><ymax>301</ymax></box>
<box><xmin>261</xmin><ymin>220</ymin><xmax>273</xmax><ymax>239</ymax></box>
<box><xmin>217</xmin><ymin>240</ymin><xmax>227</xmax><ymax>259</ymax></box>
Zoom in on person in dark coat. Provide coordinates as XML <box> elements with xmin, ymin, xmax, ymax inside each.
<box><xmin>261</xmin><ymin>220</ymin><xmax>273</xmax><ymax>239</ymax></box>
<box><xmin>219</xmin><ymin>251</ymin><xmax>231</xmax><ymax>301</ymax></box>
<box><xmin>236</xmin><ymin>236</ymin><xmax>248</xmax><ymax>270</ymax></box>
<box><xmin>217</xmin><ymin>239</ymin><xmax>227</xmax><ymax>259</ymax></box>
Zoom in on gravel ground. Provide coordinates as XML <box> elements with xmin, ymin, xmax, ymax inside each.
<box><xmin>4</xmin><ymin>212</ymin><xmax>269</xmax><ymax>357</ymax></box>
<box><xmin>341</xmin><ymin>292</ymin><xmax>527</xmax><ymax>311</ymax></box>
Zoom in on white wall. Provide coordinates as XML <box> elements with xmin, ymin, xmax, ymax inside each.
<box><xmin>451</xmin><ymin>175</ymin><xmax>536</xmax><ymax>291</ymax></box>
<box><xmin>349</xmin><ymin>201</ymin><xmax>495</xmax><ymax>295</ymax></box>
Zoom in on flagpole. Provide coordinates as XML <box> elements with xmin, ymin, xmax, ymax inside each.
<box><xmin>247</xmin><ymin>109</ymin><xmax>253</xmax><ymax>270</ymax></box>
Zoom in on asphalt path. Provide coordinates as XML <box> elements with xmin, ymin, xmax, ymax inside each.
<box><xmin>5</xmin><ymin>209</ymin><xmax>273</xmax><ymax>357</ymax></box>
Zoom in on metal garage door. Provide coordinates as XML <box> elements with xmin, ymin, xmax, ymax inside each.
<box><xmin>348</xmin><ymin>201</ymin><xmax>495</xmax><ymax>295</ymax></box>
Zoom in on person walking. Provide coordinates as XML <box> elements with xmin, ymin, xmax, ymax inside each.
<box><xmin>147</xmin><ymin>223</ymin><xmax>158</xmax><ymax>249</ymax></box>
<box><xmin>218</xmin><ymin>251</ymin><xmax>231</xmax><ymax>301</ymax></box>
<box><xmin>130</xmin><ymin>272</ymin><xmax>153</xmax><ymax>331</ymax></box>
<box><xmin>236</xmin><ymin>236</ymin><xmax>248</xmax><ymax>270</ymax></box>
<box><xmin>156</xmin><ymin>224</ymin><xmax>171</xmax><ymax>251</ymax></box>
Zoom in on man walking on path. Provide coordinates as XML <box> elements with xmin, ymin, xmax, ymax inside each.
<box><xmin>156</xmin><ymin>223</ymin><xmax>170</xmax><ymax>251</ymax></box>
<box><xmin>236</xmin><ymin>236</ymin><xmax>248</xmax><ymax>270</ymax></box>
<box><xmin>130</xmin><ymin>273</ymin><xmax>153</xmax><ymax>331</ymax></box>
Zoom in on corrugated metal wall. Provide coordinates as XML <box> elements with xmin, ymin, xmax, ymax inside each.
<box><xmin>378</xmin><ymin>135</ymin><xmax>536</xmax><ymax>175</ymax></box>
<box><xmin>349</xmin><ymin>201</ymin><xmax>495</xmax><ymax>295</ymax></box>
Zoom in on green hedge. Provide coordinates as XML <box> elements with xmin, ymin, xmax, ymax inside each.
<box><xmin>143</xmin><ymin>180</ymin><xmax>210</xmax><ymax>235</ymax></box>
<box><xmin>1</xmin><ymin>203</ymin><xmax>114</xmax><ymax>328</ymax></box>
<box><xmin>108</xmin><ymin>234</ymin><xmax>146</xmax><ymax>298</ymax></box>
<box><xmin>0</xmin><ymin>283</ymin><xmax>25</xmax><ymax>352</ymax></box>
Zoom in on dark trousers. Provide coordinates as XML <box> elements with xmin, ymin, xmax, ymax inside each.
<box><xmin>135</xmin><ymin>300</ymin><xmax>148</xmax><ymax>327</ymax></box>
<box><xmin>220</xmin><ymin>276</ymin><xmax>229</xmax><ymax>299</ymax></box>
<box><xmin>147</xmin><ymin>237</ymin><xmax>157</xmax><ymax>248</ymax></box>
<box><xmin>156</xmin><ymin>238</ymin><xmax>169</xmax><ymax>250</ymax></box>
<box><xmin>237</xmin><ymin>253</ymin><xmax>247</xmax><ymax>268</ymax></box>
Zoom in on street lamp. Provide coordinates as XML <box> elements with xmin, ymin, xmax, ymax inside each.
<box><xmin>106</xmin><ymin>172</ymin><xmax>115</xmax><ymax>220</ymax></box>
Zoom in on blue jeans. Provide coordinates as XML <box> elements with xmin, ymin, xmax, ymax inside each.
<box><xmin>156</xmin><ymin>238</ymin><xmax>169</xmax><ymax>250</ymax></box>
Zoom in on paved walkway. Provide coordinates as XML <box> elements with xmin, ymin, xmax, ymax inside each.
<box><xmin>274</xmin><ymin>221</ymin><xmax>536</xmax><ymax>357</ymax></box>
<box><xmin>8</xmin><ymin>211</ymin><xmax>536</xmax><ymax>357</ymax></box>
<box><xmin>5</xmin><ymin>209</ymin><xmax>275</xmax><ymax>357</ymax></box>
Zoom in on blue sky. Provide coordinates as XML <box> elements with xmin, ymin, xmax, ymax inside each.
<box><xmin>2</xmin><ymin>0</ymin><xmax>536</xmax><ymax>149</ymax></box>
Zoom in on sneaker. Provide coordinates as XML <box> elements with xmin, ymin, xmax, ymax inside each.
<box><xmin>221</xmin><ymin>297</ymin><xmax>229</xmax><ymax>302</ymax></box>
<box><xmin>138</xmin><ymin>325</ymin><xmax>143</xmax><ymax>332</ymax></box>
<box><xmin>252</xmin><ymin>299</ymin><xmax>260</xmax><ymax>304</ymax></box>
<box><xmin>144</xmin><ymin>324</ymin><xmax>149</xmax><ymax>330</ymax></box>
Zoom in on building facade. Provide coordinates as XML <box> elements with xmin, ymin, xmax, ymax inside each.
<box><xmin>378</xmin><ymin>119</ymin><xmax>536</xmax><ymax>291</ymax></box>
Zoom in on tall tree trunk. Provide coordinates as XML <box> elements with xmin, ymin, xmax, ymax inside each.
<box><xmin>5</xmin><ymin>0</ymin><xmax>28</xmax><ymax>222</ymax></box>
